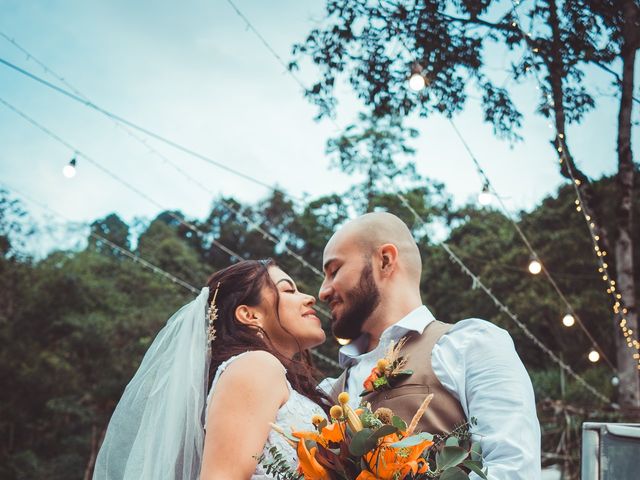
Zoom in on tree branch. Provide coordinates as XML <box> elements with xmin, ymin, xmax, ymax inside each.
<box><xmin>437</xmin><ymin>12</ymin><xmax>511</xmax><ymax>31</ymax></box>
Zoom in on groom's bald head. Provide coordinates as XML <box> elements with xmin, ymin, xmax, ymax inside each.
<box><xmin>319</xmin><ymin>212</ymin><xmax>423</xmax><ymax>339</ymax></box>
<box><xmin>326</xmin><ymin>212</ymin><xmax>422</xmax><ymax>283</ymax></box>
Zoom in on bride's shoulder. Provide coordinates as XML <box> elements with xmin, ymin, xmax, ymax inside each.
<box><xmin>214</xmin><ymin>351</ymin><xmax>288</xmax><ymax>396</ymax></box>
<box><xmin>225</xmin><ymin>350</ymin><xmax>286</xmax><ymax>375</ymax></box>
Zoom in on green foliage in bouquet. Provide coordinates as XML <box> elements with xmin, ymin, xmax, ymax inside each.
<box><xmin>261</xmin><ymin>392</ymin><xmax>487</xmax><ymax>480</ymax></box>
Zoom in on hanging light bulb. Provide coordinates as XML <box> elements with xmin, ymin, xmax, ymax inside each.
<box><xmin>588</xmin><ymin>349</ymin><xmax>600</xmax><ymax>363</ymax></box>
<box><xmin>408</xmin><ymin>62</ymin><xmax>426</xmax><ymax>91</ymax></box>
<box><xmin>562</xmin><ymin>313</ymin><xmax>575</xmax><ymax>327</ymax></box>
<box><xmin>62</xmin><ymin>157</ymin><xmax>77</xmax><ymax>178</ymax></box>
<box><xmin>478</xmin><ymin>182</ymin><xmax>492</xmax><ymax>206</ymax></box>
<box><xmin>528</xmin><ymin>256</ymin><xmax>542</xmax><ymax>275</ymax></box>
<box><xmin>336</xmin><ymin>337</ymin><xmax>351</xmax><ymax>346</ymax></box>
<box><xmin>611</xmin><ymin>376</ymin><xmax>620</xmax><ymax>387</ymax></box>
<box><xmin>408</xmin><ymin>72</ymin><xmax>426</xmax><ymax>91</ymax></box>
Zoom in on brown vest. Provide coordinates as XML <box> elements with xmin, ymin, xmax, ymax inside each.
<box><xmin>330</xmin><ymin>321</ymin><xmax>466</xmax><ymax>435</ymax></box>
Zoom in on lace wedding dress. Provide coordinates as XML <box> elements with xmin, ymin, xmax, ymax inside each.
<box><xmin>206</xmin><ymin>352</ymin><xmax>326</xmax><ymax>479</ymax></box>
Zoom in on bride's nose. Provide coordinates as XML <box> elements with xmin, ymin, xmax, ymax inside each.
<box><xmin>303</xmin><ymin>294</ymin><xmax>316</xmax><ymax>306</ymax></box>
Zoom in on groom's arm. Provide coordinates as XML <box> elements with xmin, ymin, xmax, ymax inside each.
<box><xmin>432</xmin><ymin>319</ymin><xmax>541</xmax><ymax>480</ymax></box>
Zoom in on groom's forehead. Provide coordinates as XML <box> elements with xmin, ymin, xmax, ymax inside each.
<box><xmin>323</xmin><ymin>231</ymin><xmax>352</xmax><ymax>257</ymax></box>
<box><xmin>323</xmin><ymin>232</ymin><xmax>364</xmax><ymax>266</ymax></box>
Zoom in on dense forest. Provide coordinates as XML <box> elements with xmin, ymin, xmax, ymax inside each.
<box><xmin>1</xmin><ymin>165</ymin><xmax>638</xmax><ymax>478</ymax></box>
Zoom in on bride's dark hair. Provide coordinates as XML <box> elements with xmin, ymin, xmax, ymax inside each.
<box><xmin>206</xmin><ymin>259</ymin><xmax>328</xmax><ymax>409</ymax></box>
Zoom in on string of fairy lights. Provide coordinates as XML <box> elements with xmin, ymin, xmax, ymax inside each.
<box><xmin>230</xmin><ymin>0</ymin><xmax>617</xmax><ymax>374</ymax></box>
<box><xmin>0</xmin><ymin>93</ymin><xmax>611</xmax><ymax>404</ymax></box>
<box><xmin>504</xmin><ymin>0</ymin><xmax>640</xmax><ymax>370</ymax></box>
<box><xmin>202</xmin><ymin>0</ymin><xmax>629</xmax><ymax>386</ymax></box>
<box><xmin>447</xmin><ymin>114</ymin><xmax>616</xmax><ymax>372</ymax></box>
<box><xmin>0</xmin><ymin>180</ymin><xmax>343</xmax><ymax>371</ymax></box>
<box><xmin>0</xmin><ymin>4</ymin><xmax>620</xmax><ymax>401</ymax></box>
<box><xmin>390</xmin><ymin>187</ymin><xmax>612</xmax><ymax>405</ymax></box>
<box><xmin>0</xmin><ymin>94</ymin><xmax>339</xmax><ymax>320</ymax></box>
<box><xmin>380</xmin><ymin>3</ymin><xmax>618</xmax><ymax>372</ymax></box>
<box><xmin>0</xmin><ymin>33</ymin><xmax>324</xmax><ymax>280</ymax></box>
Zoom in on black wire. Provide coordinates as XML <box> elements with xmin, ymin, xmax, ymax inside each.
<box><xmin>0</xmin><ymin>57</ymin><xmax>301</xmax><ymax>198</ymax></box>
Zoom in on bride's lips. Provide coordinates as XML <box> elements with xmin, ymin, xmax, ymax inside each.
<box><xmin>302</xmin><ymin>309</ymin><xmax>320</xmax><ymax>323</ymax></box>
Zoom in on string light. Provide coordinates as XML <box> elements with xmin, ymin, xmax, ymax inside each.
<box><xmin>447</xmin><ymin>87</ymin><xmax>615</xmax><ymax>370</ymax></box>
<box><xmin>336</xmin><ymin>337</ymin><xmax>351</xmax><ymax>346</ymax></box>
<box><xmin>5</xmin><ymin>182</ymin><xmax>342</xmax><ymax>370</ymax></box>
<box><xmin>393</xmin><ymin>188</ymin><xmax>611</xmax><ymax>403</ymax></box>
<box><xmin>62</xmin><ymin>157</ymin><xmax>77</xmax><ymax>178</ymax></box>
<box><xmin>477</xmin><ymin>182</ymin><xmax>493</xmax><ymax>206</ymax></box>
<box><xmin>528</xmin><ymin>256</ymin><xmax>542</xmax><ymax>275</ymax></box>
<box><xmin>557</xmin><ymin>136</ymin><xmax>640</xmax><ymax>368</ymax></box>
<box><xmin>6</xmin><ymin>6</ymin><xmax>619</xmax><ymax>377</ymax></box>
<box><xmin>506</xmin><ymin>0</ymin><xmax>640</xmax><ymax>371</ymax></box>
<box><xmin>588</xmin><ymin>349</ymin><xmax>601</xmax><ymax>363</ymax></box>
<box><xmin>611</xmin><ymin>376</ymin><xmax>620</xmax><ymax>387</ymax></box>
<box><xmin>408</xmin><ymin>64</ymin><xmax>426</xmax><ymax>91</ymax></box>
<box><xmin>562</xmin><ymin>313</ymin><xmax>575</xmax><ymax>328</ymax></box>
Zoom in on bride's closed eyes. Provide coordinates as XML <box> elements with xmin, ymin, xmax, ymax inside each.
<box><xmin>276</xmin><ymin>278</ymin><xmax>298</xmax><ymax>293</ymax></box>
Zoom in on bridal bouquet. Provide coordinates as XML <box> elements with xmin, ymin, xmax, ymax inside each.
<box><xmin>262</xmin><ymin>392</ymin><xmax>487</xmax><ymax>480</ymax></box>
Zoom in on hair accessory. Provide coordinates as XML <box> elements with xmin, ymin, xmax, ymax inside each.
<box><xmin>207</xmin><ymin>282</ymin><xmax>221</xmax><ymax>343</ymax></box>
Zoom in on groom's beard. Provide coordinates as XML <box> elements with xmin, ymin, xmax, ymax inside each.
<box><xmin>331</xmin><ymin>261</ymin><xmax>381</xmax><ymax>340</ymax></box>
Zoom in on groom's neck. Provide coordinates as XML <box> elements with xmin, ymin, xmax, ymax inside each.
<box><xmin>362</xmin><ymin>293</ymin><xmax>423</xmax><ymax>352</ymax></box>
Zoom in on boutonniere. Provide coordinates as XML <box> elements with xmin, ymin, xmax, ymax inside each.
<box><xmin>360</xmin><ymin>337</ymin><xmax>413</xmax><ymax>396</ymax></box>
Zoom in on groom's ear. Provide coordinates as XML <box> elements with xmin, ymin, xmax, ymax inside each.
<box><xmin>235</xmin><ymin>305</ymin><xmax>262</xmax><ymax>327</ymax></box>
<box><xmin>378</xmin><ymin>243</ymin><xmax>399</xmax><ymax>276</ymax></box>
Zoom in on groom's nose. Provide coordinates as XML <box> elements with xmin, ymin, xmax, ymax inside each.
<box><xmin>318</xmin><ymin>280</ymin><xmax>332</xmax><ymax>303</ymax></box>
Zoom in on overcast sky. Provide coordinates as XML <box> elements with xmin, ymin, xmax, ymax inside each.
<box><xmin>1</xmin><ymin>0</ymin><xmax>637</xmax><ymax>255</ymax></box>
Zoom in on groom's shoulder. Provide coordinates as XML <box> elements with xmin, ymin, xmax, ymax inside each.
<box><xmin>447</xmin><ymin>318</ymin><xmax>513</xmax><ymax>343</ymax></box>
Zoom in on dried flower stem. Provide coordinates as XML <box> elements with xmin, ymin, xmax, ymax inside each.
<box><xmin>406</xmin><ymin>394</ymin><xmax>434</xmax><ymax>436</ymax></box>
<box><xmin>269</xmin><ymin>423</ymin><xmax>297</xmax><ymax>447</ymax></box>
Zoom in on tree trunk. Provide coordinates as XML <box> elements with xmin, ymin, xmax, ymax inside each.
<box><xmin>543</xmin><ymin>0</ymin><xmax>639</xmax><ymax>406</ymax></box>
<box><xmin>546</xmin><ymin>0</ymin><xmax>609</xmax><ymax>253</ymax></box>
<box><xmin>83</xmin><ymin>424</ymin><xmax>107</xmax><ymax>480</ymax></box>
<box><xmin>613</xmin><ymin>0</ymin><xmax>640</xmax><ymax>407</ymax></box>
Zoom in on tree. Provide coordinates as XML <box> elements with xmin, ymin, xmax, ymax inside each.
<box><xmin>294</xmin><ymin>0</ymin><xmax>640</xmax><ymax>406</ymax></box>
<box><xmin>88</xmin><ymin>214</ymin><xmax>130</xmax><ymax>253</ymax></box>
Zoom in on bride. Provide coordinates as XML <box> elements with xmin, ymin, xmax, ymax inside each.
<box><xmin>93</xmin><ymin>259</ymin><xmax>329</xmax><ymax>479</ymax></box>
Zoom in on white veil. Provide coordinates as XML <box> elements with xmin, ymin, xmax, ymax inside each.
<box><xmin>93</xmin><ymin>287</ymin><xmax>210</xmax><ymax>480</ymax></box>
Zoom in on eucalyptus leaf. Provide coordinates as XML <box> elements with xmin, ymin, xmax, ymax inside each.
<box><xmin>439</xmin><ymin>466</ymin><xmax>469</xmax><ymax>480</ymax></box>
<box><xmin>349</xmin><ymin>428</ymin><xmax>376</xmax><ymax>456</ymax></box>
<box><xmin>463</xmin><ymin>460</ymin><xmax>488</xmax><ymax>480</ymax></box>
<box><xmin>470</xmin><ymin>442</ymin><xmax>482</xmax><ymax>462</ymax></box>
<box><xmin>436</xmin><ymin>446</ymin><xmax>469</xmax><ymax>470</ymax></box>
<box><xmin>445</xmin><ymin>437</ymin><xmax>459</xmax><ymax>447</ymax></box>
<box><xmin>388</xmin><ymin>371</ymin><xmax>413</xmax><ymax>386</ymax></box>
<box><xmin>372</xmin><ymin>424</ymin><xmax>398</xmax><ymax>439</ymax></box>
<box><xmin>389</xmin><ymin>432</ymin><xmax>433</xmax><ymax>448</ymax></box>
<box><xmin>391</xmin><ymin>415</ymin><xmax>407</xmax><ymax>430</ymax></box>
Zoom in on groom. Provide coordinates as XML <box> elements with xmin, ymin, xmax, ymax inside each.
<box><xmin>319</xmin><ymin>212</ymin><xmax>541</xmax><ymax>480</ymax></box>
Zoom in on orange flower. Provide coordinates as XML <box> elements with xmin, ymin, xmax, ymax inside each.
<box><xmin>355</xmin><ymin>471</ymin><xmax>378</xmax><ymax>480</ymax></box>
<box><xmin>296</xmin><ymin>436</ymin><xmax>331</xmax><ymax>480</ymax></box>
<box><xmin>363</xmin><ymin>366</ymin><xmax>381</xmax><ymax>392</ymax></box>
<box><xmin>362</xmin><ymin>433</ymin><xmax>433</xmax><ymax>480</ymax></box>
<box><xmin>293</xmin><ymin>430</ymin><xmax>326</xmax><ymax>447</ymax></box>
<box><xmin>320</xmin><ymin>421</ymin><xmax>346</xmax><ymax>444</ymax></box>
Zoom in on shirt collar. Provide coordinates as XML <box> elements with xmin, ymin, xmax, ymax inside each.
<box><xmin>338</xmin><ymin>305</ymin><xmax>436</xmax><ymax>368</ymax></box>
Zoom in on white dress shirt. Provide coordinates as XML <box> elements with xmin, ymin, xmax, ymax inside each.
<box><xmin>321</xmin><ymin>306</ymin><xmax>541</xmax><ymax>480</ymax></box>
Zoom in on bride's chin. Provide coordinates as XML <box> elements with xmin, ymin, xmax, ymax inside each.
<box><xmin>302</xmin><ymin>331</ymin><xmax>326</xmax><ymax>350</ymax></box>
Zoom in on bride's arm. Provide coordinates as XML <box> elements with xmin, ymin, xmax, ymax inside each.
<box><xmin>200</xmin><ymin>351</ymin><xmax>289</xmax><ymax>479</ymax></box>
